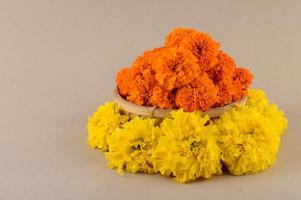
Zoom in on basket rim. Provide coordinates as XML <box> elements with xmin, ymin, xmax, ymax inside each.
<box><xmin>113</xmin><ymin>88</ymin><xmax>247</xmax><ymax>118</ymax></box>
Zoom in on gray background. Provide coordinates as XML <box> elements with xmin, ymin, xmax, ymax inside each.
<box><xmin>1</xmin><ymin>0</ymin><xmax>300</xmax><ymax>199</ymax></box>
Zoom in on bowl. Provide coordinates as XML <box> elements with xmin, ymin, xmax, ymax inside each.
<box><xmin>113</xmin><ymin>88</ymin><xmax>247</xmax><ymax>118</ymax></box>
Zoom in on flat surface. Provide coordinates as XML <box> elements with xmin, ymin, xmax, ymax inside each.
<box><xmin>1</xmin><ymin>0</ymin><xmax>301</xmax><ymax>199</ymax></box>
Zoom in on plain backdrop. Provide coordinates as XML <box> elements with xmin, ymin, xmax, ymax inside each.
<box><xmin>1</xmin><ymin>0</ymin><xmax>301</xmax><ymax>199</ymax></box>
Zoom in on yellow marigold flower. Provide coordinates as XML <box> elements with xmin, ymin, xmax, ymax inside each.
<box><xmin>261</xmin><ymin>104</ymin><xmax>288</xmax><ymax>136</ymax></box>
<box><xmin>105</xmin><ymin>117</ymin><xmax>160</xmax><ymax>175</ymax></box>
<box><xmin>216</xmin><ymin>89</ymin><xmax>288</xmax><ymax>175</ymax></box>
<box><xmin>246</xmin><ymin>88</ymin><xmax>269</xmax><ymax>109</ymax></box>
<box><xmin>247</xmin><ymin>89</ymin><xmax>287</xmax><ymax>136</ymax></box>
<box><xmin>87</xmin><ymin>102</ymin><xmax>128</xmax><ymax>151</ymax></box>
<box><xmin>151</xmin><ymin>110</ymin><xmax>222</xmax><ymax>183</ymax></box>
<box><xmin>87</xmin><ymin>89</ymin><xmax>287</xmax><ymax>183</ymax></box>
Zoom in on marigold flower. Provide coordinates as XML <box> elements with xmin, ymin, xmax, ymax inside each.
<box><xmin>209</xmin><ymin>51</ymin><xmax>236</xmax><ymax>105</ymax></box>
<box><xmin>87</xmin><ymin>90</ymin><xmax>288</xmax><ymax>182</ymax></box>
<box><xmin>87</xmin><ymin>102</ymin><xmax>128</xmax><ymax>151</ymax></box>
<box><xmin>116</xmin><ymin>67</ymin><xmax>139</xmax><ymax>97</ymax></box>
<box><xmin>232</xmin><ymin>68</ymin><xmax>253</xmax><ymax>101</ymax></box>
<box><xmin>105</xmin><ymin>117</ymin><xmax>160</xmax><ymax>174</ymax></box>
<box><xmin>132</xmin><ymin>47</ymin><xmax>164</xmax><ymax>71</ymax></box>
<box><xmin>151</xmin><ymin>110</ymin><xmax>222</xmax><ymax>183</ymax></box>
<box><xmin>125</xmin><ymin>75</ymin><xmax>147</xmax><ymax>105</ymax></box>
<box><xmin>148</xmin><ymin>85</ymin><xmax>175</xmax><ymax>109</ymax></box>
<box><xmin>116</xmin><ymin>66</ymin><xmax>157</xmax><ymax>106</ymax></box>
<box><xmin>247</xmin><ymin>89</ymin><xmax>287</xmax><ymax>136</ymax></box>
<box><xmin>152</xmin><ymin>47</ymin><xmax>200</xmax><ymax>91</ymax></box>
<box><xmin>89</xmin><ymin>27</ymin><xmax>288</xmax><ymax>184</ymax></box>
<box><xmin>116</xmin><ymin>28</ymin><xmax>253</xmax><ymax>111</ymax></box>
<box><xmin>165</xmin><ymin>28</ymin><xmax>220</xmax><ymax>71</ymax></box>
<box><xmin>117</xmin><ymin>48</ymin><xmax>171</xmax><ymax>106</ymax></box>
<box><xmin>175</xmin><ymin>74</ymin><xmax>218</xmax><ymax>112</ymax></box>
<box><xmin>209</xmin><ymin>51</ymin><xmax>236</xmax><ymax>83</ymax></box>
<box><xmin>165</xmin><ymin>28</ymin><xmax>197</xmax><ymax>47</ymax></box>
<box><xmin>216</xmin><ymin>89</ymin><xmax>287</xmax><ymax>175</ymax></box>
<box><xmin>246</xmin><ymin>88</ymin><xmax>269</xmax><ymax>109</ymax></box>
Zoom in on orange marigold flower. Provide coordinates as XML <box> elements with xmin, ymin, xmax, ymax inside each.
<box><xmin>232</xmin><ymin>68</ymin><xmax>253</xmax><ymax>101</ymax></box>
<box><xmin>126</xmin><ymin>74</ymin><xmax>147</xmax><ymax>105</ymax></box>
<box><xmin>165</xmin><ymin>28</ymin><xmax>220</xmax><ymax>71</ymax></box>
<box><xmin>115</xmin><ymin>28</ymin><xmax>254</xmax><ymax>111</ymax></box>
<box><xmin>116</xmin><ymin>67</ymin><xmax>156</xmax><ymax>106</ymax></box>
<box><xmin>116</xmin><ymin>67</ymin><xmax>139</xmax><ymax>97</ymax></box>
<box><xmin>165</xmin><ymin>28</ymin><xmax>197</xmax><ymax>47</ymax></box>
<box><xmin>132</xmin><ymin>47</ymin><xmax>164</xmax><ymax>71</ymax></box>
<box><xmin>148</xmin><ymin>85</ymin><xmax>174</xmax><ymax>109</ymax></box>
<box><xmin>215</xmin><ymin>83</ymin><xmax>235</xmax><ymax>106</ymax></box>
<box><xmin>153</xmin><ymin>47</ymin><xmax>200</xmax><ymax>91</ymax></box>
<box><xmin>175</xmin><ymin>75</ymin><xmax>218</xmax><ymax>112</ymax></box>
<box><xmin>209</xmin><ymin>51</ymin><xmax>236</xmax><ymax>83</ymax></box>
<box><xmin>209</xmin><ymin>51</ymin><xmax>237</xmax><ymax>106</ymax></box>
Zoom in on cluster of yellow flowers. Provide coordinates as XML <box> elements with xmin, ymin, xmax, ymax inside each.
<box><xmin>87</xmin><ymin>89</ymin><xmax>287</xmax><ymax>183</ymax></box>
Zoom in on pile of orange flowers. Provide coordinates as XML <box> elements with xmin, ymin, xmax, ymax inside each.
<box><xmin>116</xmin><ymin>28</ymin><xmax>253</xmax><ymax>112</ymax></box>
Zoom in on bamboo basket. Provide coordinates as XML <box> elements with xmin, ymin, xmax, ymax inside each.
<box><xmin>113</xmin><ymin>88</ymin><xmax>247</xmax><ymax>118</ymax></box>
